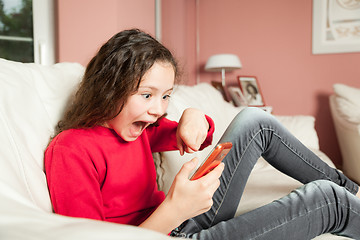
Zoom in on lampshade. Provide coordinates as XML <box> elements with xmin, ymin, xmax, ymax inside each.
<box><xmin>205</xmin><ymin>54</ymin><xmax>242</xmax><ymax>72</ymax></box>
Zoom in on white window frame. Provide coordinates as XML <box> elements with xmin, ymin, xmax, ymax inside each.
<box><xmin>33</xmin><ymin>0</ymin><xmax>55</xmax><ymax>65</ymax></box>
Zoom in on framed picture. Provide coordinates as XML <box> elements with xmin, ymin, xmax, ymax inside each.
<box><xmin>228</xmin><ymin>86</ymin><xmax>248</xmax><ymax>107</ymax></box>
<box><xmin>312</xmin><ymin>0</ymin><xmax>360</xmax><ymax>54</ymax></box>
<box><xmin>237</xmin><ymin>76</ymin><xmax>265</xmax><ymax>107</ymax></box>
<box><xmin>211</xmin><ymin>81</ymin><xmax>228</xmax><ymax>101</ymax></box>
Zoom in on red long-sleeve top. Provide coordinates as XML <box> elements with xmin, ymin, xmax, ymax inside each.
<box><xmin>45</xmin><ymin>117</ymin><xmax>214</xmax><ymax>226</ymax></box>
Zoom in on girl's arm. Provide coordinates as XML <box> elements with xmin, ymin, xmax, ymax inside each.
<box><xmin>139</xmin><ymin>158</ymin><xmax>224</xmax><ymax>234</ymax></box>
<box><xmin>147</xmin><ymin>108</ymin><xmax>214</xmax><ymax>153</ymax></box>
<box><xmin>176</xmin><ymin>108</ymin><xmax>213</xmax><ymax>155</ymax></box>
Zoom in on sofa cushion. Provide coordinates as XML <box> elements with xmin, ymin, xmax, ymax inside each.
<box><xmin>275</xmin><ymin>115</ymin><xmax>319</xmax><ymax>150</ymax></box>
<box><xmin>333</xmin><ymin>84</ymin><xmax>360</xmax><ymax>124</ymax></box>
<box><xmin>334</xmin><ymin>83</ymin><xmax>360</xmax><ymax>108</ymax></box>
<box><xmin>0</xmin><ymin>58</ymin><xmax>84</xmax><ymax>211</ymax></box>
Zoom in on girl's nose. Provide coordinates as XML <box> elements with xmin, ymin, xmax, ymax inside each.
<box><xmin>148</xmin><ymin>98</ymin><xmax>166</xmax><ymax>117</ymax></box>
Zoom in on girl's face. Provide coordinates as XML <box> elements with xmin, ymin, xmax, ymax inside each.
<box><xmin>104</xmin><ymin>61</ymin><xmax>175</xmax><ymax>141</ymax></box>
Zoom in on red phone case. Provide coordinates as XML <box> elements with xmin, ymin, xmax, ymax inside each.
<box><xmin>190</xmin><ymin>142</ymin><xmax>232</xmax><ymax>180</ymax></box>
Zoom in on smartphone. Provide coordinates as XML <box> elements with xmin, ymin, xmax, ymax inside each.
<box><xmin>190</xmin><ymin>142</ymin><xmax>233</xmax><ymax>180</ymax></box>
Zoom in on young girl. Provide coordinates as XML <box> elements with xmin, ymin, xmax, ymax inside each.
<box><xmin>45</xmin><ymin>29</ymin><xmax>360</xmax><ymax>239</ymax></box>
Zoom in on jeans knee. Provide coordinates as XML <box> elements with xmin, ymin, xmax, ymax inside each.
<box><xmin>238</xmin><ymin>107</ymin><xmax>267</xmax><ymax>118</ymax></box>
<box><xmin>309</xmin><ymin>180</ymin><xmax>345</xmax><ymax>200</ymax></box>
<box><xmin>222</xmin><ymin>107</ymin><xmax>275</xmax><ymax>141</ymax></box>
<box><xmin>313</xmin><ymin>179</ymin><xmax>338</xmax><ymax>190</ymax></box>
<box><xmin>233</xmin><ymin>107</ymin><xmax>272</xmax><ymax>127</ymax></box>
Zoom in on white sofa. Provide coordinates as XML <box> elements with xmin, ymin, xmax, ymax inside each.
<box><xmin>0</xmin><ymin>58</ymin><xmax>351</xmax><ymax>239</ymax></box>
<box><xmin>330</xmin><ymin>84</ymin><xmax>360</xmax><ymax>185</ymax></box>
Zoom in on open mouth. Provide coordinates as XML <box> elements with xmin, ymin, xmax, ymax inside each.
<box><xmin>130</xmin><ymin>121</ymin><xmax>151</xmax><ymax>137</ymax></box>
<box><xmin>133</xmin><ymin>121</ymin><xmax>148</xmax><ymax>129</ymax></box>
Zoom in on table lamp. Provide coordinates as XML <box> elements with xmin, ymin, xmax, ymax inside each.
<box><xmin>205</xmin><ymin>54</ymin><xmax>242</xmax><ymax>89</ymax></box>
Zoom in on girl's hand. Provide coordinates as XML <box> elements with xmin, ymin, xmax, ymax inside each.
<box><xmin>176</xmin><ymin>108</ymin><xmax>209</xmax><ymax>156</ymax></box>
<box><xmin>165</xmin><ymin>158</ymin><xmax>224</xmax><ymax>221</ymax></box>
<box><xmin>139</xmin><ymin>158</ymin><xmax>224</xmax><ymax>234</ymax></box>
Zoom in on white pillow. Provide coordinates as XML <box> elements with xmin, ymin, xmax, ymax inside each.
<box><xmin>334</xmin><ymin>83</ymin><xmax>360</xmax><ymax>108</ymax></box>
<box><xmin>275</xmin><ymin>115</ymin><xmax>319</xmax><ymax>150</ymax></box>
<box><xmin>334</xmin><ymin>96</ymin><xmax>360</xmax><ymax>124</ymax></box>
<box><xmin>333</xmin><ymin>84</ymin><xmax>360</xmax><ymax>124</ymax></box>
<box><xmin>0</xmin><ymin>58</ymin><xmax>84</xmax><ymax>211</ymax></box>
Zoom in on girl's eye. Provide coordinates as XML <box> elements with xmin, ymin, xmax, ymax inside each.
<box><xmin>142</xmin><ymin>94</ymin><xmax>151</xmax><ymax>99</ymax></box>
<box><xmin>162</xmin><ymin>94</ymin><xmax>171</xmax><ymax>100</ymax></box>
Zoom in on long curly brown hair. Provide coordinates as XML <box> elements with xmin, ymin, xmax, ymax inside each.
<box><xmin>54</xmin><ymin>29</ymin><xmax>179</xmax><ymax>136</ymax></box>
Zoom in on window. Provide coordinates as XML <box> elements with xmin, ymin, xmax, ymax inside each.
<box><xmin>0</xmin><ymin>0</ymin><xmax>54</xmax><ymax>65</ymax></box>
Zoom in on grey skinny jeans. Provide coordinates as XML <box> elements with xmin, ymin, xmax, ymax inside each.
<box><xmin>170</xmin><ymin>107</ymin><xmax>360</xmax><ymax>239</ymax></box>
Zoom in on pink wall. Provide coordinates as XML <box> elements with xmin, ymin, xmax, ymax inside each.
<box><xmin>161</xmin><ymin>1</ymin><xmax>197</xmax><ymax>84</ymax></box>
<box><xmin>162</xmin><ymin>1</ymin><xmax>360</xmax><ymax>167</ymax></box>
<box><xmin>56</xmin><ymin>0</ymin><xmax>360</xmax><ymax>167</ymax></box>
<box><xmin>194</xmin><ymin>0</ymin><xmax>360</xmax><ymax>167</ymax></box>
<box><xmin>56</xmin><ymin>0</ymin><xmax>155</xmax><ymax>66</ymax></box>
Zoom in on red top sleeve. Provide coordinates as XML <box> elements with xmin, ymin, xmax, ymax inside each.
<box><xmin>147</xmin><ymin>115</ymin><xmax>215</xmax><ymax>153</ymax></box>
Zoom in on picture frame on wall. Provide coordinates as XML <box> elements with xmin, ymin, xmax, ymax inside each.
<box><xmin>238</xmin><ymin>76</ymin><xmax>265</xmax><ymax>107</ymax></box>
<box><xmin>312</xmin><ymin>0</ymin><xmax>360</xmax><ymax>54</ymax></box>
